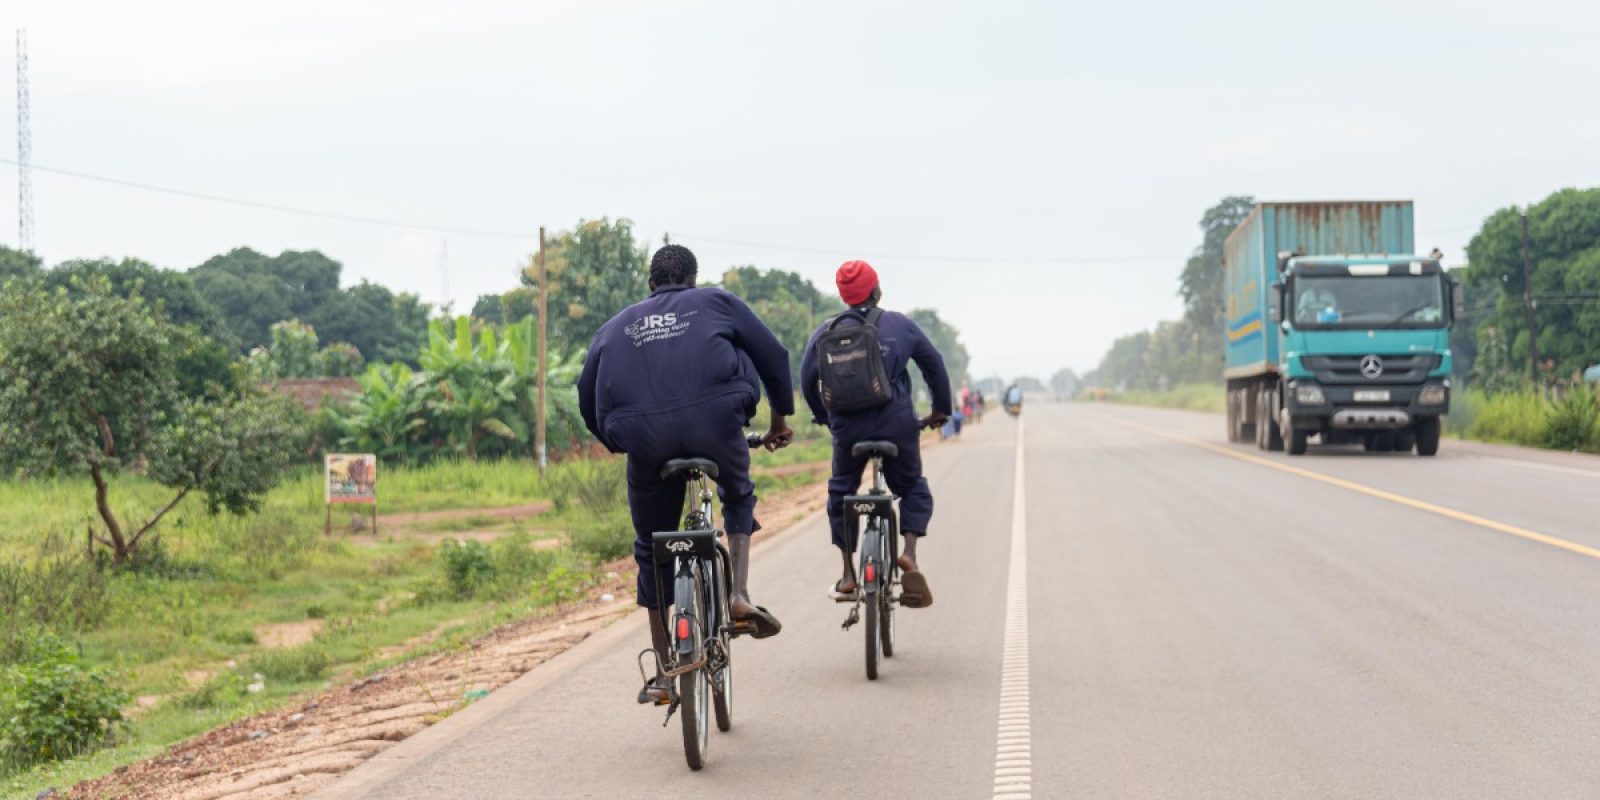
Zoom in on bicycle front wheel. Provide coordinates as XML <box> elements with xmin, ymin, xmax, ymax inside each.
<box><xmin>863</xmin><ymin>523</ymin><xmax>881</xmax><ymax>681</ymax></box>
<box><xmin>711</xmin><ymin>553</ymin><xmax>733</xmax><ymax>732</ymax></box>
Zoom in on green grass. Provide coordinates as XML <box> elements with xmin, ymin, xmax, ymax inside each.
<box><xmin>1101</xmin><ymin>384</ymin><xmax>1227</xmax><ymax>414</ymax></box>
<box><xmin>0</xmin><ymin>456</ymin><xmax>634</xmax><ymax>796</ymax></box>
<box><xmin>0</xmin><ymin>441</ymin><xmax>843</xmax><ymax>797</ymax></box>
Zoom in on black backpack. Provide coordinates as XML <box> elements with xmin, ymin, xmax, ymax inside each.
<box><xmin>816</xmin><ymin>308</ymin><xmax>893</xmax><ymax>412</ymax></box>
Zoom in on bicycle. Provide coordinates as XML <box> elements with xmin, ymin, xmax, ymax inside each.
<box><xmin>639</xmin><ymin>435</ymin><xmax>764</xmax><ymax>770</ymax></box>
<box><xmin>840</xmin><ymin>440</ymin><xmax>901</xmax><ymax>681</ymax></box>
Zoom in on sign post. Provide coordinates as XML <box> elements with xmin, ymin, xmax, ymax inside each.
<box><xmin>324</xmin><ymin>453</ymin><xmax>378</xmax><ymax>535</ymax></box>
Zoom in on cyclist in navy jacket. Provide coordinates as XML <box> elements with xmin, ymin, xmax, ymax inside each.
<box><xmin>800</xmin><ymin>260</ymin><xmax>951</xmax><ymax>609</ymax></box>
<box><xmin>579</xmin><ymin>244</ymin><xmax>794</xmax><ymax>704</ymax></box>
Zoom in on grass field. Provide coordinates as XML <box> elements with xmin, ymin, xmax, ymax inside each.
<box><xmin>1100</xmin><ymin>384</ymin><xmax>1227</xmax><ymax>414</ymax></box>
<box><xmin>1</xmin><ymin>437</ymin><xmax>833</xmax><ymax>796</ymax></box>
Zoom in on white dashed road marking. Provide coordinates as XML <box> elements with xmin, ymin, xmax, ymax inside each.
<box><xmin>993</xmin><ymin>418</ymin><xmax>1032</xmax><ymax>799</ymax></box>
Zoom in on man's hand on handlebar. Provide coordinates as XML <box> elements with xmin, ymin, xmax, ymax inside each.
<box><xmin>920</xmin><ymin>412</ymin><xmax>950</xmax><ymax>430</ymax></box>
<box><xmin>761</xmin><ymin>417</ymin><xmax>794</xmax><ymax>451</ymax></box>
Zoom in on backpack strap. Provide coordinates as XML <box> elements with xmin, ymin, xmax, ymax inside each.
<box><xmin>862</xmin><ymin>307</ymin><xmax>885</xmax><ymax>327</ymax></box>
<box><xmin>827</xmin><ymin>309</ymin><xmax>868</xmax><ymax>331</ymax></box>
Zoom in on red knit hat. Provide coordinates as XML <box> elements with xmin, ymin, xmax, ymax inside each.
<box><xmin>836</xmin><ymin>260</ymin><xmax>879</xmax><ymax>305</ymax></box>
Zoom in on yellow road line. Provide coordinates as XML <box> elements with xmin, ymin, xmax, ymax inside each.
<box><xmin>1104</xmin><ymin>415</ymin><xmax>1600</xmax><ymax>562</ymax></box>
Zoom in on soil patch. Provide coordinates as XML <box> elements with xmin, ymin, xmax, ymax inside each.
<box><xmin>256</xmin><ymin>620</ymin><xmax>326</xmax><ymax>650</ymax></box>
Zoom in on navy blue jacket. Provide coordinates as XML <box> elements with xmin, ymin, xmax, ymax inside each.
<box><xmin>799</xmin><ymin>307</ymin><xmax>953</xmax><ymax>427</ymax></box>
<box><xmin>579</xmin><ymin>285</ymin><xmax>795</xmax><ymax>452</ymax></box>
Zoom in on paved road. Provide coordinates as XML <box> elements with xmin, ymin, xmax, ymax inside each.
<box><xmin>319</xmin><ymin>402</ymin><xmax>1600</xmax><ymax>799</ymax></box>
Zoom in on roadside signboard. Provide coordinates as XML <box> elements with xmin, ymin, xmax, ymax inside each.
<box><xmin>324</xmin><ymin>453</ymin><xmax>378</xmax><ymax>534</ymax></box>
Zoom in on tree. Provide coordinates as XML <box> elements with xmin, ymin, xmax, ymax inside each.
<box><xmin>1465</xmin><ymin>187</ymin><xmax>1600</xmax><ymax>380</ymax></box>
<box><xmin>0</xmin><ymin>279</ymin><xmax>297</xmax><ymax>565</ymax></box>
<box><xmin>1178</xmin><ymin>195</ymin><xmax>1256</xmax><ymax>337</ymax></box>
<box><xmin>190</xmin><ymin>248</ymin><xmax>431</xmax><ymax>364</ymax></box>
<box><xmin>528</xmin><ymin>219</ymin><xmax>647</xmax><ymax>350</ymax></box>
<box><xmin>0</xmin><ymin>245</ymin><xmax>43</xmax><ymax>283</ymax></box>
<box><xmin>906</xmin><ymin>308</ymin><xmax>970</xmax><ymax>402</ymax></box>
<box><xmin>1092</xmin><ymin>195</ymin><xmax>1255</xmax><ymax>389</ymax></box>
<box><xmin>720</xmin><ymin>266</ymin><xmax>843</xmax><ymax>381</ymax></box>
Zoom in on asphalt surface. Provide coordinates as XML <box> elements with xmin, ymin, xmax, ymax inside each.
<box><xmin>319</xmin><ymin>402</ymin><xmax>1600</xmax><ymax>799</ymax></box>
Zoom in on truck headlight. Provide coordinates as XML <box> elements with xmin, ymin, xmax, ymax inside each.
<box><xmin>1419</xmin><ymin>384</ymin><xmax>1448</xmax><ymax>405</ymax></box>
<box><xmin>1295</xmin><ymin>384</ymin><xmax>1326</xmax><ymax>405</ymax></box>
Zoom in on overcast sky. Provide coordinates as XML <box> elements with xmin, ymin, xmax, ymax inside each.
<box><xmin>4</xmin><ymin>0</ymin><xmax>1597</xmax><ymax>378</ymax></box>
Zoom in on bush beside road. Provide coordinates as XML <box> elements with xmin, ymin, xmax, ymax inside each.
<box><xmin>1101</xmin><ymin>384</ymin><xmax>1600</xmax><ymax>454</ymax></box>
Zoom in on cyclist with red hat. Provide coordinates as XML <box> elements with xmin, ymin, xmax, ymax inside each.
<box><xmin>799</xmin><ymin>260</ymin><xmax>952</xmax><ymax>608</ymax></box>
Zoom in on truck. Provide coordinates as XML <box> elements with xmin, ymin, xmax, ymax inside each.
<box><xmin>1222</xmin><ymin>201</ymin><xmax>1463</xmax><ymax>456</ymax></box>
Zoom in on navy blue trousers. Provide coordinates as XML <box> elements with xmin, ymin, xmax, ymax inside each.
<box><xmin>605</xmin><ymin>393</ymin><xmax>760</xmax><ymax>609</ymax></box>
<box><xmin>826</xmin><ymin>408</ymin><xmax>932</xmax><ymax>552</ymax></box>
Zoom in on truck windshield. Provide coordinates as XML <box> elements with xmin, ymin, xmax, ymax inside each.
<box><xmin>1292</xmin><ymin>275</ymin><xmax>1444</xmax><ymax>328</ymax></box>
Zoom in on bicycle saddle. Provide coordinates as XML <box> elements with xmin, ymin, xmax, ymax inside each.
<box><xmin>852</xmin><ymin>441</ymin><xmax>899</xmax><ymax>459</ymax></box>
<box><xmin>660</xmin><ymin>457</ymin><xmax>719</xmax><ymax>480</ymax></box>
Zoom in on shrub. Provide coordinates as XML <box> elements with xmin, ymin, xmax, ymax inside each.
<box><xmin>0</xmin><ymin>633</ymin><xmax>128</xmax><ymax>769</ymax></box>
<box><xmin>532</xmin><ymin>564</ymin><xmax>592</xmax><ymax>607</ymax></box>
<box><xmin>1543</xmin><ymin>386</ymin><xmax>1600</xmax><ymax>452</ymax></box>
<box><xmin>247</xmin><ymin>645</ymin><xmax>331</xmax><ymax>683</ymax></box>
<box><xmin>0</xmin><ymin>548</ymin><xmax>110</xmax><ymax>665</ymax></box>
<box><xmin>439</xmin><ymin>539</ymin><xmax>496</xmax><ymax>599</ymax></box>
<box><xmin>1467</xmin><ymin>389</ymin><xmax>1546</xmax><ymax>446</ymax></box>
<box><xmin>569</xmin><ymin>509</ymin><xmax>633</xmax><ymax>563</ymax></box>
<box><xmin>486</xmin><ymin>534</ymin><xmax>556</xmax><ymax>598</ymax></box>
<box><xmin>546</xmin><ymin>459</ymin><xmax>625</xmax><ymax>514</ymax></box>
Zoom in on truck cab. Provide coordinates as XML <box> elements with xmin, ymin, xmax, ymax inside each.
<box><xmin>1270</xmin><ymin>255</ymin><xmax>1463</xmax><ymax>455</ymax></box>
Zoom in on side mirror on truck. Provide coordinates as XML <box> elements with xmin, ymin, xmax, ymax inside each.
<box><xmin>1269</xmin><ymin>281</ymin><xmax>1283</xmax><ymax>323</ymax></box>
<box><xmin>1451</xmin><ymin>277</ymin><xmax>1464</xmax><ymax>322</ymax></box>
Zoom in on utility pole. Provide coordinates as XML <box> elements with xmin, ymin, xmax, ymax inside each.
<box><xmin>535</xmin><ymin>227</ymin><xmax>548</xmax><ymax>474</ymax></box>
<box><xmin>16</xmin><ymin>29</ymin><xmax>34</xmax><ymax>252</ymax></box>
<box><xmin>1521</xmin><ymin>211</ymin><xmax>1540</xmax><ymax>382</ymax></box>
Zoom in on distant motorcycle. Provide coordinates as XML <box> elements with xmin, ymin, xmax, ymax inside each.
<box><xmin>1002</xmin><ymin>385</ymin><xmax>1023</xmax><ymax>417</ymax></box>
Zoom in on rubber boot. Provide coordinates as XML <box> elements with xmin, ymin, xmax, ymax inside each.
<box><xmin>638</xmin><ymin>608</ymin><xmax>672</xmax><ymax>704</ymax></box>
<box><xmin>729</xmin><ymin>533</ymin><xmax>781</xmax><ymax>637</ymax></box>
<box><xmin>728</xmin><ymin>532</ymin><xmax>753</xmax><ymax>606</ymax></box>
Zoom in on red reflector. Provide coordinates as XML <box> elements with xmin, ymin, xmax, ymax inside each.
<box><xmin>864</xmin><ymin>563</ymin><xmax>877</xmax><ymax>584</ymax></box>
<box><xmin>676</xmin><ymin>618</ymin><xmax>691</xmax><ymax>640</ymax></box>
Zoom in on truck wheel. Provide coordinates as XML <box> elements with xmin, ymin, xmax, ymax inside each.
<box><xmin>1226</xmin><ymin>390</ymin><xmax>1241</xmax><ymax>442</ymax></box>
<box><xmin>1287</xmin><ymin>427</ymin><xmax>1308</xmax><ymax>456</ymax></box>
<box><xmin>1373</xmin><ymin>431</ymin><xmax>1397</xmax><ymax>452</ymax></box>
<box><xmin>1415</xmin><ymin>417</ymin><xmax>1441</xmax><ymax>456</ymax></box>
<box><xmin>1395</xmin><ymin>430</ymin><xmax>1416</xmax><ymax>451</ymax></box>
<box><xmin>1260</xmin><ymin>391</ymin><xmax>1284</xmax><ymax>451</ymax></box>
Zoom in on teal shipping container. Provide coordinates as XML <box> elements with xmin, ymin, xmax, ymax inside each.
<box><xmin>1223</xmin><ymin>201</ymin><xmax>1415</xmax><ymax>379</ymax></box>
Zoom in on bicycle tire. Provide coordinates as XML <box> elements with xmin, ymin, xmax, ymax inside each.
<box><xmin>711</xmin><ymin>554</ymin><xmax>733</xmax><ymax>732</ymax></box>
<box><xmin>680</xmin><ymin>665</ymin><xmax>708</xmax><ymax>769</ymax></box>
<box><xmin>863</xmin><ymin>522</ymin><xmax>880</xmax><ymax>681</ymax></box>
<box><xmin>880</xmin><ymin>589</ymin><xmax>896</xmax><ymax>658</ymax></box>
<box><xmin>677</xmin><ymin>567</ymin><xmax>709</xmax><ymax>770</ymax></box>
<box><xmin>881</xmin><ymin>518</ymin><xmax>896</xmax><ymax>658</ymax></box>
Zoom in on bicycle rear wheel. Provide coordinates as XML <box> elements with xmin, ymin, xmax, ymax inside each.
<box><xmin>679</xmin><ymin>665</ymin><xmax>708</xmax><ymax>769</ymax></box>
<box><xmin>676</xmin><ymin>569</ymin><xmax>709</xmax><ymax>770</ymax></box>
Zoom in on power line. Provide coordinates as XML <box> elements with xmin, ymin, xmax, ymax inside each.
<box><xmin>0</xmin><ymin>156</ymin><xmax>533</xmax><ymax>239</ymax></box>
<box><xmin>0</xmin><ymin>156</ymin><xmax>1188</xmax><ymax>266</ymax></box>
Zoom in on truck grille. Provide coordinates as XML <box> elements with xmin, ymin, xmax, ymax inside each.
<box><xmin>1302</xmin><ymin>354</ymin><xmax>1440</xmax><ymax>385</ymax></box>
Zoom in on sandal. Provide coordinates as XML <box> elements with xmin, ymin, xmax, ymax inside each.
<box><xmin>732</xmin><ymin>604</ymin><xmax>782</xmax><ymax>639</ymax></box>
<box><xmin>830</xmin><ymin>578</ymin><xmax>861</xmax><ymax>603</ymax></box>
<box><xmin>898</xmin><ymin>568</ymin><xmax>933</xmax><ymax>609</ymax></box>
